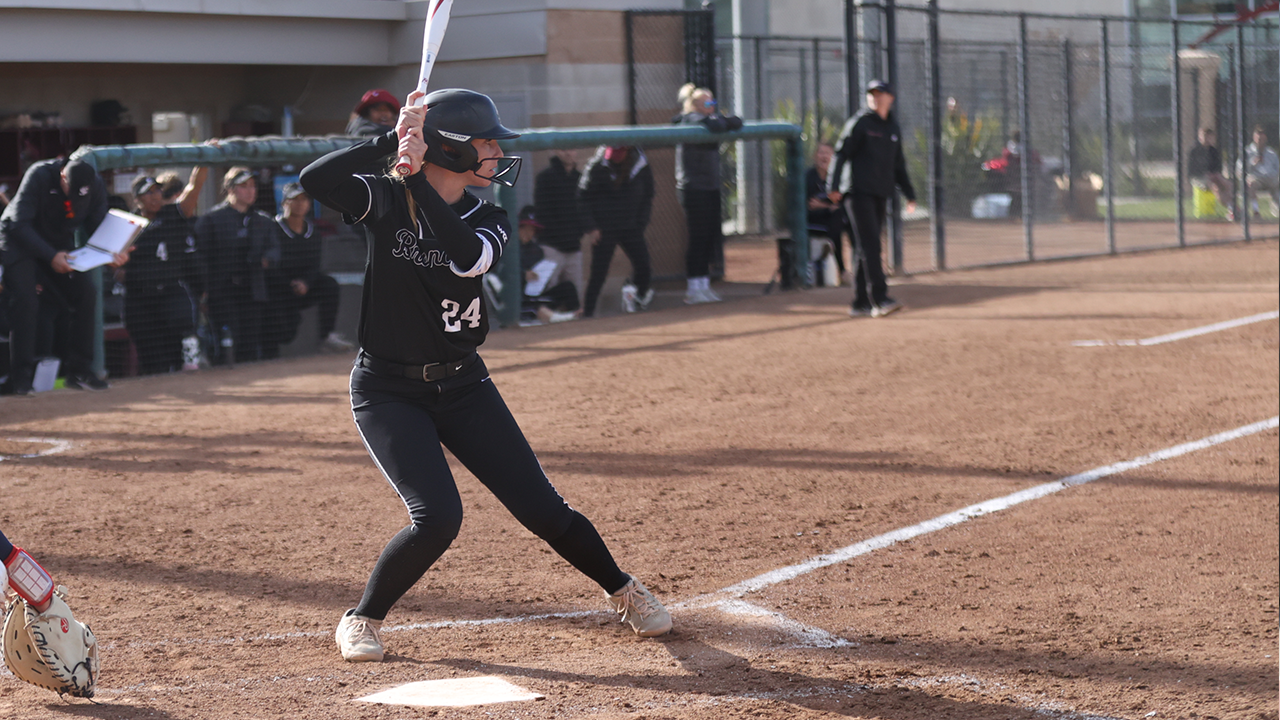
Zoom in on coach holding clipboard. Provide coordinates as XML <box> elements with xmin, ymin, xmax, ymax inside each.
<box><xmin>0</xmin><ymin>157</ymin><xmax>128</xmax><ymax>394</ymax></box>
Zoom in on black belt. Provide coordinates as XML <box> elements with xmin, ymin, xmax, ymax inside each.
<box><xmin>358</xmin><ymin>352</ymin><xmax>475</xmax><ymax>382</ymax></box>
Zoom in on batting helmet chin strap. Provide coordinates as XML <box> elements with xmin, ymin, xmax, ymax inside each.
<box><xmin>422</xmin><ymin>128</ymin><xmax>523</xmax><ymax>187</ymax></box>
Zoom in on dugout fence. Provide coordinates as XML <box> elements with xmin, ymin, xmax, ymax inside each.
<box><xmin>68</xmin><ymin>121</ymin><xmax>806</xmax><ymax>378</ymax></box>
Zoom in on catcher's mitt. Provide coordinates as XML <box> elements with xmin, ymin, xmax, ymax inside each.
<box><xmin>2</xmin><ymin>585</ymin><xmax>98</xmax><ymax>698</ymax></box>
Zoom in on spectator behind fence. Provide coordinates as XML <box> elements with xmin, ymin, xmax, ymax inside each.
<box><xmin>828</xmin><ymin>79</ymin><xmax>917</xmax><ymax>319</ymax></box>
<box><xmin>807</xmin><ymin>141</ymin><xmax>846</xmax><ymax>284</ymax></box>
<box><xmin>1245</xmin><ymin>126</ymin><xmax>1280</xmax><ymax>219</ymax></box>
<box><xmin>516</xmin><ymin>206</ymin><xmax>579</xmax><ymax>324</ymax></box>
<box><xmin>1188</xmin><ymin>127</ymin><xmax>1235</xmax><ymax>220</ymax></box>
<box><xmin>266</xmin><ymin>182</ymin><xmax>353</xmax><ymax>354</ymax></box>
<box><xmin>193</xmin><ymin>167</ymin><xmax>278</xmax><ymax>365</ymax></box>
<box><xmin>982</xmin><ymin>129</ymin><xmax>1041</xmax><ymax>218</ymax></box>
<box><xmin>534</xmin><ymin>148</ymin><xmax>595</xmax><ymax>307</ymax></box>
<box><xmin>122</xmin><ymin>168</ymin><xmax>207</xmax><ymax>374</ymax></box>
<box><xmin>0</xmin><ymin>157</ymin><xmax>122</xmax><ymax>394</ymax></box>
<box><xmin>673</xmin><ymin>84</ymin><xmax>742</xmax><ymax>304</ymax></box>
<box><xmin>347</xmin><ymin>89</ymin><xmax>400</xmax><ymax>138</ymax></box>
<box><xmin>579</xmin><ymin>145</ymin><xmax>655</xmax><ymax>317</ymax></box>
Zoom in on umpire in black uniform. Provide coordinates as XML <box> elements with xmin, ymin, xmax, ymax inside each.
<box><xmin>829</xmin><ymin>80</ymin><xmax>917</xmax><ymax>318</ymax></box>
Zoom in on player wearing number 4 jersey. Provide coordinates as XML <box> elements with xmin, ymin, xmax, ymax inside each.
<box><xmin>300</xmin><ymin>88</ymin><xmax>671</xmax><ymax>663</ymax></box>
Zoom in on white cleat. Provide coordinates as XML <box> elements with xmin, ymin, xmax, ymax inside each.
<box><xmin>336</xmin><ymin>610</ymin><xmax>384</xmax><ymax>662</ymax></box>
<box><xmin>606</xmin><ymin>577</ymin><xmax>672</xmax><ymax>637</ymax></box>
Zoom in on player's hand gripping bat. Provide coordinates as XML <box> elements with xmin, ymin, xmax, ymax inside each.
<box><xmin>394</xmin><ymin>0</ymin><xmax>454</xmax><ymax>176</ymax></box>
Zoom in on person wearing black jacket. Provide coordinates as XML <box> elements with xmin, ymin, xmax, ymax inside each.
<box><xmin>579</xmin><ymin>145</ymin><xmax>655</xmax><ymax>316</ymax></box>
<box><xmin>264</xmin><ymin>182</ymin><xmax>351</xmax><ymax>354</ymax></box>
<box><xmin>0</xmin><ymin>157</ymin><xmax>116</xmax><ymax>394</ymax></box>
<box><xmin>192</xmin><ymin>168</ymin><xmax>279</xmax><ymax>364</ymax></box>
<box><xmin>122</xmin><ymin>169</ymin><xmax>207</xmax><ymax>374</ymax></box>
<box><xmin>828</xmin><ymin>80</ymin><xmax>917</xmax><ymax>318</ymax></box>
<box><xmin>674</xmin><ymin>85</ymin><xmax>742</xmax><ymax>303</ymax></box>
<box><xmin>533</xmin><ymin>149</ymin><xmax>595</xmax><ymax>307</ymax></box>
<box><xmin>299</xmin><ymin>87</ymin><xmax>670</xmax><ymax>664</ymax></box>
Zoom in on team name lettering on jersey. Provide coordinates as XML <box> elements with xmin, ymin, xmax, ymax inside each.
<box><xmin>392</xmin><ymin>228</ymin><xmax>452</xmax><ymax>268</ymax></box>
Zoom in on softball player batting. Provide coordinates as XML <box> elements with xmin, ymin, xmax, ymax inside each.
<box><xmin>299</xmin><ymin>88</ymin><xmax>671</xmax><ymax>663</ymax></box>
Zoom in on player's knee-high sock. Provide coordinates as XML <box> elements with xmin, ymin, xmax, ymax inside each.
<box><xmin>544</xmin><ymin>511</ymin><xmax>631</xmax><ymax>595</ymax></box>
<box><xmin>354</xmin><ymin>523</ymin><xmax>455</xmax><ymax>621</ymax></box>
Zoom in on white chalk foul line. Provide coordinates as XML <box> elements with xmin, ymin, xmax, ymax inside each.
<box><xmin>1073</xmin><ymin>310</ymin><xmax>1279</xmax><ymax>347</ymax></box>
<box><xmin>707</xmin><ymin>416</ymin><xmax>1279</xmax><ymax>599</ymax></box>
<box><xmin>111</xmin><ymin>416</ymin><xmax>1278</xmax><ymax>652</ymax></box>
<box><xmin>0</xmin><ymin>436</ymin><xmax>74</xmax><ymax>462</ymax></box>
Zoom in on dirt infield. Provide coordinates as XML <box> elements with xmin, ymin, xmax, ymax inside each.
<box><xmin>0</xmin><ymin>241</ymin><xmax>1276</xmax><ymax>720</ymax></box>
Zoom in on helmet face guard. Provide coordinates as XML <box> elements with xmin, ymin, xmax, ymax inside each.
<box><xmin>421</xmin><ymin>128</ymin><xmax>522</xmax><ymax>188</ymax></box>
<box><xmin>475</xmin><ymin>156</ymin><xmax>522</xmax><ymax>187</ymax></box>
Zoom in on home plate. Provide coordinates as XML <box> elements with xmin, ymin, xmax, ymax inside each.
<box><xmin>354</xmin><ymin>676</ymin><xmax>544</xmax><ymax>708</ymax></box>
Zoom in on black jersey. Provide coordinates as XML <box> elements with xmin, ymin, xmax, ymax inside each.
<box><xmin>300</xmin><ymin>132</ymin><xmax>510</xmax><ymax>366</ymax></box>
<box><xmin>125</xmin><ymin>204</ymin><xmax>197</xmax><ymax>296</ymax></box>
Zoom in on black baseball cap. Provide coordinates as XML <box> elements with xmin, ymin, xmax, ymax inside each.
<box><xmin>866</xmin><ymin>79</ymin><xmax>893</xmax><ymax>94</ymax></box>
<box><xmin>62</xmin><ymin>159</ymin><xmax>96</xmax><ymax>218</ymax></box>
<box><xmin>63</xmin><ymin>159</ymin><xmax>96</xmax><ymax>195</ymax></box>
<box><xmin>281</xmin><ymin>181</ymin><xmax>307</xmax><ymax>200</ymax></box>
<box><xmin>132</xmin><ymin>175</ymin><xmax>161</xmax><ymax>197</ymax></box>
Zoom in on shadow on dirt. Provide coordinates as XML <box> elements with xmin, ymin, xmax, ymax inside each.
<box><xmin>430</xmin><ymin>605</ymin><xmax>1273</xmax><ymax>718</ymax></box>
<box><xmin>40</xmin><ymin>701</ymin><xmax>180</xmax><ymax>720</ymax></box>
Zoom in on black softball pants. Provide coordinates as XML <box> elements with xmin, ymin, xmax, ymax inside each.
<box><xmin>349</xmin><ymin>359</ymin><xmax>630</xmax><ymax>620</ymax></box>
<box><xmin>680</xmin><ymin>188</ymin><xmax>722</xmax><ymax>279</ymax></box>
<box><xmin>125</xmin><ymin>286</ymin><xmax>196</xmax><ymax>375</ymax></box>
<box><xmin>842</xmin><ymin>193</ymin><xmax>890</xmax><ymax>308</ymax></box>
<box><xmin>4</xmin><ymin>258</ymin><xmax>96</xmax><ymax>390</ymax></box>
<box><xmin>582</xmin><ymin>230</ymin><xmax>650</xmax><ymax>318</ymax></box>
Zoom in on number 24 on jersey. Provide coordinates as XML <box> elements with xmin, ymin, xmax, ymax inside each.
<box><xmin>441</xmin><ymin>297</ymin><xmax>481</xmax><ymax>332</ymax></box>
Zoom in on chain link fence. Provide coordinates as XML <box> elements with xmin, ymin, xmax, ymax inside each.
<box><xmin>628</xmin><ymin>5</ymin><xmax>1277</xmax><ymax>277</ymax></box>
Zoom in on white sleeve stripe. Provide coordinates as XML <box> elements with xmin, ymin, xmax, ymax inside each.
<box><xmin>476</xmin><ymin>226</ymin><xmax>503</xmax><ymax>248</ymax></box>
<box><xmin>353</xmin><ymin>175</ymin><xmax>374</xmax><ymax>222</ymax></box>
<box><xmin>450</xmin><ymin>234</ymin><xmax>493</xmax><ymax>277</ymax></box>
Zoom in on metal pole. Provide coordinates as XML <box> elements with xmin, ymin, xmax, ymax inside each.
<box><xmin>1129</xmin><ymin>18</ymin><xmax>1145</xmax><ymax>195</ymax></box>
<box><xmin>800</xmin><ymin>45</ymin><xmax>809</xmax><ymax>143</ymax></box>
<box><xmin>1000</xmin><ymin>50</ymin><xmax>1009</xmax><ymax>142</ymax></box>
<box><xmin>927</xmin><ymin>0</ymin><xmax>945</xmax><ymax>270</ymax></box>
<box><xmin>1190</xmin><ymin>66</ymin><xmax>1200</xmax><ymax>132</ymax></box>
<box><xmin>1062</xmin><ymin>38</ymin><xmax>1074</xmax><ymax>220</ymax></box>
<box><xmin>885</xmin><ymin>0</ymin><xmax>903</xmax><ymax>274</ymax></box>
<box><xmin>1171</xmin><ymin>19</ymin><xmax>1185</xmax><ymax>247</ymax></box>
<box><xmin>1103</xmin><ymin>19</ymin><xmax>1116</xmax><ymax>253</ymax></box>
<box><xmin>1236</xmin><ymin>23</ymin><xmax>1250</xmax><ymax>241</ymax></box>
<box><xmin>1018</xmin><ymin>13</ymin><xmax>1034</xmax><ymax>260</ymax></box>
<box><xmin>755</xmin><ymin>35</ymin><xmax>765</xmax><ymax>233</ymax></box>
<box><xmin>813</xmin><ymin>37</ymin><xmax>823</xmax><ymax>141</ymax></box>
<box><xmin>845</xmin><ymin>0</ymin><xmax>859</xmax><ymax>118</ymax></box>
<box><xmin>494</xmin><ymin>182</ymin><xmax>521</xmax><ymax>327</ymax></box>
<box><xmin>625</xmin><ymin>11</ymin><xmax>637</xmax><ymax>126</ymax></box>
<box><xmin>788</xmin><ymin>137</ymin><xmax>812</xmax><ymax>287</ymax></box>
<box><xmin>702</xmin><ymin>5</ymin><xmax>718</xmax><ymax>96</ymax></box>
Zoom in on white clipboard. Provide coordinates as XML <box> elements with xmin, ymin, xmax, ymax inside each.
<box><xmin>66</xmin><ymin>209</ymin><xmax>150</xmax><ymax>272</ymax></box>
<box><xmin>523</xmin><ymin>259</ymin><xmax>559</xmax><ymax>297</ymax></box>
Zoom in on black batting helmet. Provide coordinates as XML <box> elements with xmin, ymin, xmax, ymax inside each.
<box><xmin>422</xmin><ymin>89</ymin><xmax>522</xmax><ymax>187</ymax></box>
